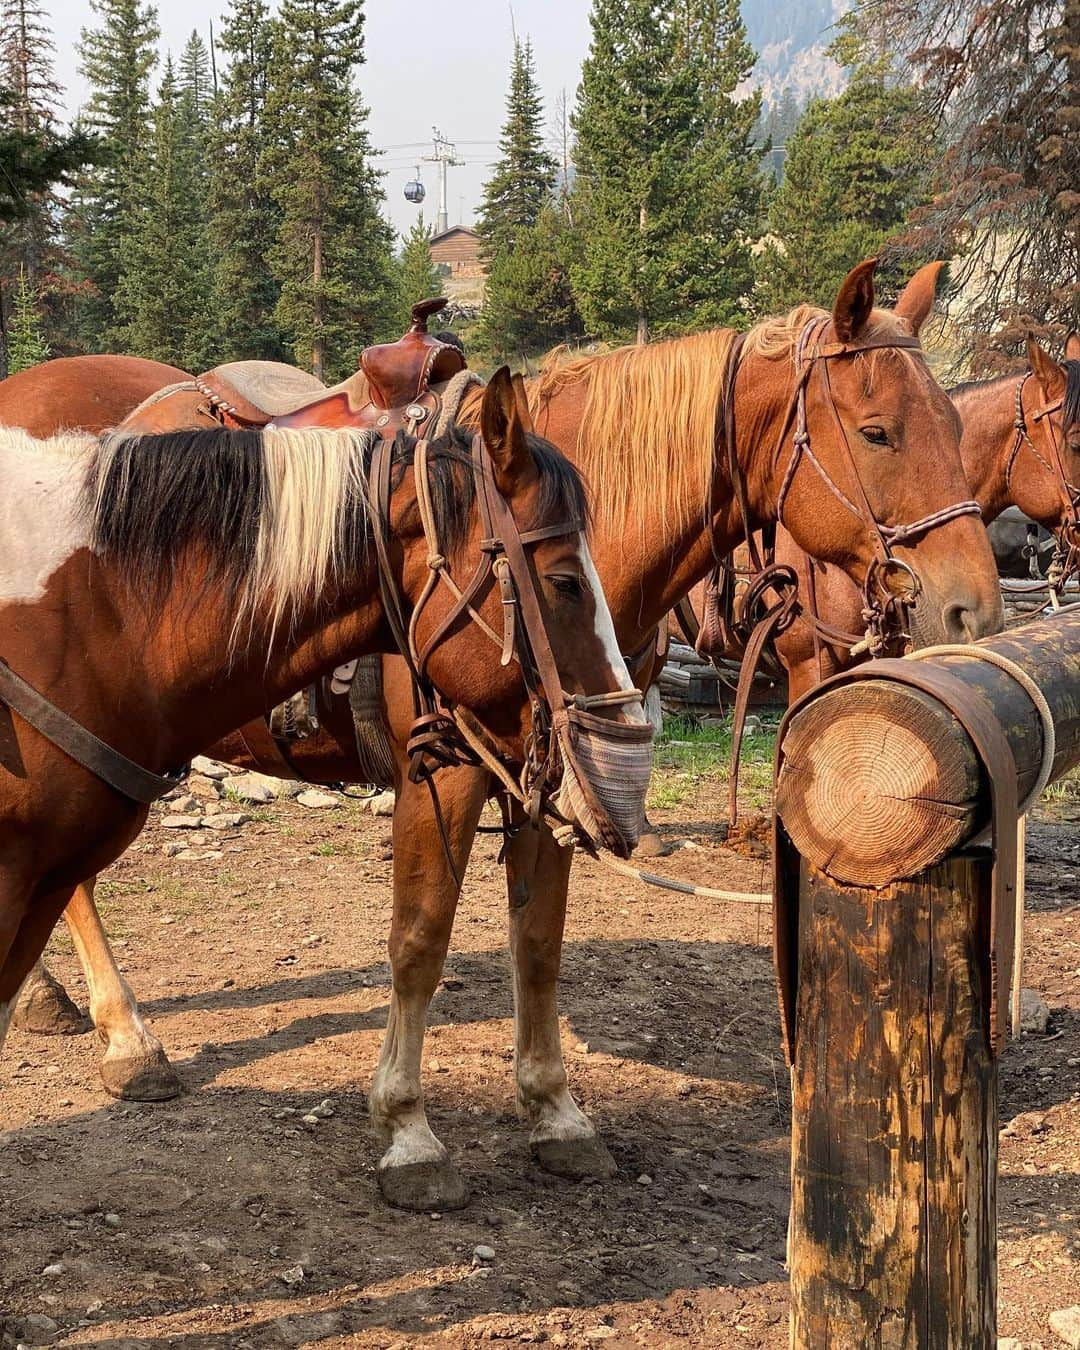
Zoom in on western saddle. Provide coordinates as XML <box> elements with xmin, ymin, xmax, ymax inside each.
<box><xmin>195</xmin><ymin>297</ymin><xmax>468</xmax><ymax>438</ymax></box>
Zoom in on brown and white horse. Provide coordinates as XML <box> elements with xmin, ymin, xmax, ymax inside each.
<box><xmin>7</xmin><ymin>261</ymin><xmax>1005</xmax><ymax>1209</ymax></box>
<box><xmin>0</xmin><ymin>379</ymin><xmax>652</xmax><ymax>1106</ymax></box>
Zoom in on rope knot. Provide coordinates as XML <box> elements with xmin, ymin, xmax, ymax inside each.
<box><xmin>426</xmin><ymin>553</ymin><xmax>446</xmax><ymax>571</ymax></box>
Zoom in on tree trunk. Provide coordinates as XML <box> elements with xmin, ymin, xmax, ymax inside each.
<box><xmin>312</xmin><ymin>219</ymin><xmax>324</xmax><ymax>382</ymax></box>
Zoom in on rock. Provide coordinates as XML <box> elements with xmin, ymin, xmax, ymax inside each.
<box><xmin>201</xmin><ymin>812</ymin><xmax>249</xmax><ymax>831</ymax></box>
<box><xmin>1050</xmin><ymin>1306</ymin><xmax>1080</xmax><ymax>1348</ymax></box>
<box><xmin>998</xmin><ymin>1339</ymin><xmax>1023</xmax><ymax>1350</ymax></box>
<box><xmin>103</xmin><ymin>1213</ymin><xmax>121</xmax><ymax>1229</ymax></box>
<box><xmin>310</xmin><ymin>1100</ymin><xmax>334</xmax><ymax>1119</ymax></box>
<box><xmin>280</xmin><ymin>1264</ymin><xmax>305</xmax><ymax>1287</ymax></box>
<box><xmin>223</xmin><ymin>773</ymin><xmax>276</xmax><ymax>804</ymax></box>
<box><xmin>637</xmin><ymin>1173</ymin><xmax>653</xmax><ymax>1186</ymax></box>
<box><xmin>191</xmin><ymin>756</ymin><xmax>230</xmax><ymax>779</ymax></box>
<box><xmin>473</xmin><ymin>1244</ymin><xmax>496</xmax><ymax>1264</ymax></box>
<box><xmin>20</xmin><ymin>1313</ymin><xmax>59</xmax><ymax>1345</ymax></box>
<box><xmin>1019</xmin><ymin>988</ymin><xmax>1051</xmax><ymax>1035</ymax></box>
<box><xmin>367</xmin><ymin>790</ymin><xmax>395</xmax><ymax>817</ymax></box>
<box><xmin>301</xmin><ymin>1114</ymin><xmax>320</xmax><ymax>1127</ymax></box>
<box><xmin>161</xmin><ymin>842</ymin><xmax>186</xmax><ymax>858</ymax></box>
<box><xmin>175</xmin><ymin>848</ymin><xmax>224</xmax><ymax>862</ymax></box>
<box><xmin>162</xmin><ymin>793</ymin><xmax>200</xmax><ymax>815</ymax></box>
<box><xmin>161</xmin><ymin>814</ymin><xmax>202</xmax><ymax>829</ymax></box>
<box><xmin>297</xmin><ymin>790</ymin><xmax>340</xmax><ymax>810</ymax></box>
<box><xmin>187</xmin><ymin>774</ymin><xmax>225</xmax><ymax>797</ymax></box>
<box><xmin>85</xmin><ymin>1301</ymin><xmax>103</xmax><ymax>1316</ymax></box>
<box><xmin>41</xmin><ymin>1263</ymin><xmax>63</xmax><ymax>1277</ymax></box>
<box><xmin>584</xmin><ymin>1330</ymin><xmax>616</xmax><ymax>1343</ymax></box>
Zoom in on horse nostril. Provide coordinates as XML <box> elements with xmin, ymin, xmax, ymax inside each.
<box><xmin>942</xmin><ymin>603</ymin><xmax>979</xmax><ymax>642</ymax></box>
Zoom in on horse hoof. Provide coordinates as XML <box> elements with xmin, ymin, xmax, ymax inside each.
<box><xmin>633</xmin><ymin>831</ymin><xmax>670</xmax><ymax>860</ymax></box>
<box><xmin>532</xmin><ymin>1135</ymin><xmax>617</xmax><ymax>1181</ymax></box>
<box><xmin>101</xmin><ymin>1051</ymin><xmax>184</xmax><ymax>1101</ymax></box>
<box><xmin>377</xmin><ymin>1159</ymin><xmax>469</xmax><ymax>1212</ymax></box>
<box><xmin>12</xmin><ymin>978</ymin><xmax>90</xmax><ymax>1036</ymax></box>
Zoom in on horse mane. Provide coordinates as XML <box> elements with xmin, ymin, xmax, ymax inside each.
<box><xmin>82</xmin><ymin>423</ymin><xmax>587</xmax><ymax>648</ymax></box>
<box><xmin>499</xmin><ymin>306</ymin><xmax>918</xmax><ymax>538</ymax></box>
<box><xmin>1064</xmin><ymin>360</ymin><xmax>1080</xmax><ymax>428</ymax></box>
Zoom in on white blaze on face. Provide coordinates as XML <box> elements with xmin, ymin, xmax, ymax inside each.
<box><xmin>578</xmin><ymin>540</ymin><xmax>648</xmax><ymax>726</ymax></box>
<box><xmin>0</xmin><ymin>434</ymin><xmax>90</xmax><ymax>604</ymax></box>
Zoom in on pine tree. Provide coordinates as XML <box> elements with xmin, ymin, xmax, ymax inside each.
<box><xmin>397</xmin><ymin>214</ymin><xmax>443</xmax><ymax>319</ymax></box>
<box><xmin>261</xmin><ymin>0</ymin><xmax>397</xmax><ymax>380</ymax></box>
<box><xmin>6</xmin><ymin>263</ymin><xmax>49</xmax><ymax>371</ymax></box>
<box><xmin>178</xmin><ymin>29</ymin><xmax>213</xmax><ymax>120</ymax></box>
<box><xmin>571</xmin><ymin>0</ymin><xmax>765</xmax><ymax>343</ymax></box>
<box><xmin>112</xmin><ymin>55</ymin><xmax>209</xmax><ymax>366</ymax></box>
<box><xmin>476</xmin><ymin>38</ymin><xmax>557</xmax><ymax>260</ymax></box>
<box><xmin>0</xmin><ymin>0</ymin><xmax>60</xmax><ymax>128</ymax></box>
<box><xmin>479</xmin><ymin>202</ymin><xmax>582</xmax><ymax>360</ymax></box>
<box><xmin>206</xmin><ymin>0</ymin><xmax>284</xmax><ymax>361</ymax></box>
<box><xmin>754</xmin><ymin>24</ymin><xmax>930</xmax><ymax>314</ymax></box>
<box><xmin>66</xmin><ymin>0</ymin><xmax>159</xmax><ymax>351</ymax></box>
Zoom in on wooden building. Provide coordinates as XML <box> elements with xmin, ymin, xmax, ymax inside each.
<box><xmin>429</xmin><ymin>226</ymin><xmax>485</xmax><ymax>280</ymax></box>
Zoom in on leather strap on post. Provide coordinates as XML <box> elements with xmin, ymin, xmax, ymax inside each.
<box><xmin>773</xmin><ymin>657</ymin><xmax>1019</xmax><ymax>1060</ymax></box>
<box><xmin>0</xmin><ymin>658</ymin><xmax>187</xmax><ymax>803</ymax></box>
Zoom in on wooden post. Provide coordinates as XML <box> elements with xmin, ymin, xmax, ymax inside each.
<box><xmin>789</xmin><ymin>857</ymin><xmax>996</xmax><ymax>1348</ymax></box>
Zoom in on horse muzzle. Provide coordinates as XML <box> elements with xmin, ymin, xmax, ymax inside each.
<box><xmin>553</xmin><ymin>707</ymin><xmax>654</xmax><ymax>858</ymax></box>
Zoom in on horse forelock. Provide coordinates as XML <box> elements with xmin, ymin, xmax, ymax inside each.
<box><xmin>1064</xmin><ymin>359</ymin><xmax>1080</xmax><ymax>429</ymax></box>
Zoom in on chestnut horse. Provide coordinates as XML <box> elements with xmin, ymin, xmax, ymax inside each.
<box><xmin>0</xmin><ymin>353</ymin><xmax>187</xmax><ymax>434</ymax></box>
<box><xmin>767</xmin><ymin>331</ymin><xmax>1080</xmax><ymax>699</ymax></box>
<box><xmin>9</xmin><ymin>260</ymin><xmax>1005</xmax><ymax>1209</ymax></box>
<box><xmin>0</xmin><ymin>381</ymin><xmax>653</xmax><ymax>1107</ymax></box>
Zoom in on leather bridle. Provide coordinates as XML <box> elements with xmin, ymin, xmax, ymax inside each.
<box><xmin>367</xmin><ymin>431</ymin><xmax>644</xmax><ymax>875</ymax></box>
<box><xmin>1005</xmin><ymin>372</ymin><xmax>1080</xmax><ymax>598</ymax></box>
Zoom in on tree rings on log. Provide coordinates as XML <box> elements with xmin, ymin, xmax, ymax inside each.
<box><xmin>776</xmin><ymin>683</ymin><xmax>982</xmax><ymax>886</ymax></box>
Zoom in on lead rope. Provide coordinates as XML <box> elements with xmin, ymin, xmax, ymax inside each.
<box><xmin>908</xmin><ymin>644</ymin><xmax>1056</xmax><ymax>1037</ymax></box>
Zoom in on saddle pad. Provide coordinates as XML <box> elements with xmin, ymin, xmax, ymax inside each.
<box><xmin>196</xmin><ymin>360</ymin><xmax>330</xmax><ymax>422</ymax></box>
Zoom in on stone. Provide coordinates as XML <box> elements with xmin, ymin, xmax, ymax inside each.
<box><xmin>301</xmin><ymin>1114</ymin><xmax>320</xmax><ymax>1127</ymax></box>
<box><xmin>201</xmin><ymin>812</ymin><xmax>249</xmax><ymax>831</ymax></box>
<box><xmin>191</xmin><ymin>756</ymin><xmax>230</xmax><ymax>779</ymax></box>
<box><xmin>223</xmin><ymin>774</ymin><xmax>275</xmax><ymax>805</ymax></box>
<box><xmin>637</xmin><ymin>1174</ymin><xmax>653</xmax><ymax>1186</ymax></box>
<box><xmin>41</xmin><ymin>1263</ymin><xmax>63</xmax><ymax>1277</ymax></box>
<box><xmin>584</xmin><ymin>1330</ymin><xmax>616</xmax><ymax>1343</ymax></box>
<box><xmin>103</xmin><ymin>1213</ymin><xmax>121</xmax><ymax>1228</ymax></box>
<box><xmin>473</xmin><ymin>1244</ymin><xmax>496</xmax><ymax>1264</ymax></box>
<box><xmin>297</xmin><ymin>790</ymin><xmax>340</xmax><ymax>810</ymax></box>
<box><xmin>162</xmin><ymin>793</ymin><xmax>200</xmax><ymax>815</ymax></box>
<box><xmin>998</xmin><ymin>1339</ymin><xmax>1023</xmax><ymax>1350</ymax></box>
<box><xmin>1050</xmin><ymin>1306</ymin><xmax>1080</xmax><ymax>1348</ymax></box>
<box><xmin>367</xmin><ymin>790</ymin><xmax>395</xmax><ymax>817</ymax></box>
<box><xmin>280</xmin><ymin>1264</ymin><xmax>305</xmax><ymax>1287</ymax></box>
<box><xmin>161</xmin><ymin>842</ymin><xmax>186</xmax><ymax>858</ymax></box>
<box><xmin>20</xmin><ymin>1313</ymin><xmax>59</xmax><ymax>1345</ymax></box>
<box><xmin>1019</xmin><ymin>988</ymin><xmax>1051</xmax><ymax>1035</ymax></box>
<box><xmin>161</xmin><ymin>814</ymin><xmax>202</xmax><ymax>829</ymax></box>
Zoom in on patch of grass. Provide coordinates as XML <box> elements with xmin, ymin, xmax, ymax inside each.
<box><xmin>647</xmin><ymin>712</ymin><xmax>779</xmax><ymax>813</ymax></box>
<box><xmin>312</xmin><ymin>841</ymin><xmax>350</xmax><ymax>858</ymax></box>
<box><xmin>1041</xmin><ymin>765</ymin><xmax>1080</xmax><ymax>809</ymax></box>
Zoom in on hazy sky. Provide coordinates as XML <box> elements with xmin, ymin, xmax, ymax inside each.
<box><xmin>48</xmin><ymin>0</ymin><xmax>594</xmax><ymax>239</ymax></box>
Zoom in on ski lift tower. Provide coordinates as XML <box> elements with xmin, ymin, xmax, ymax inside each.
<box><xmin>423</xmin><ymin>128</ymin><xmax>463</xmax><ymax>235</ymax></box>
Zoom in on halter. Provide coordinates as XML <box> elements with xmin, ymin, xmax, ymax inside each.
<box><xmin>1005</xmin><ymin>373</ymin><xmax>1080</xmax><ymax>599</ymax></box>
<box><xmin>367</xmin><ymin>432</ymin><xmax>646</xmax><ymax>873</ymax></box>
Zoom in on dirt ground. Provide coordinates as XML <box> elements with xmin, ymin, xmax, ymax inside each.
<box><xmin>1</xmin><ymin>759</ymin><xmax>1077</xmax><ymax>1349</ymax></box>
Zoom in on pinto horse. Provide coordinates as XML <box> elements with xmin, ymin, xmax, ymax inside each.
<box><xmin>0</xmin><ymin>377</ymin><xmax>653</xmax><ymax>1100</ymax></box>
<box><xmin>9</xmin><ymin>260</ymin><xmax>1005</xmax><ymax>1210</ymax></box>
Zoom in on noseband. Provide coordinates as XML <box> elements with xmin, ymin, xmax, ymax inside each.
<box><xmin>1005</xmin><ymin>373</ymin><xmax>1080</xmax><ymax>597</ymax></box>
<box><xmin>368</xmin><ymin>432</ymin><xmax>644</xmax><ymax>869</ymax></box>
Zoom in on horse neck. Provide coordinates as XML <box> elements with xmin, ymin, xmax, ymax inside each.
<box><xmin>955</xmin><ymin>377</ymin><xmax>1019</xmax><ymax>522</ymax></box>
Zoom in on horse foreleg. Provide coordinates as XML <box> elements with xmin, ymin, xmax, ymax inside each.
<box><xmin>504</xmin><ymin>821</ymin><xmax>616</xmax><ymax>1181</ymax></box>
<box><xmin>369</xmin><ymin>765</ymin><xmax>487</xmax><ymax>1212</ymax></box>
<box><xmin>12</xmin><ymin>957</ymin><xmax>89</xmax><ymax>1035</ymax></box>
<box><xmin>63</xmin><ymin>880</ymin><xmax>182</xmax><ymax>1101</ymax></box>
<box><xmin>0</xmin><ymin>878</ymin><xmax>76</xmax><ymax>1061</ymax></box>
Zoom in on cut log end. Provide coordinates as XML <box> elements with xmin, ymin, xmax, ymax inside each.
<box><xmin>776</xmin><ymin>684</ymin><xmax>982</xmax><ymax>886</ymax></box>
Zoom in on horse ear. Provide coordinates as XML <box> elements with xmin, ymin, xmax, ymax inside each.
<box><xmin>894</xmin><ymin>260</ymin><xmax>947</xmax><ymax>335</ymax></box>
<box><xmin>832</xmin><ymin>258</ymin><xmax>878</xmax><ymax>343</ymax></box>
<box><xmin>1066</xmin><ymin>332</ymin><xmax>1080</xmax><ymax>363</ymax></box>
<box><xmin>511</xmin><ymin>372</ymin><xmax>535</xmax><ymax>435</ymax></box>
<box><xmin>481</xmin><ymin>366</ymin><xmax>536</xmax><ymax>495</ymax></box>
<box><xmin>1027</xmin><ymin>335</ymin><xmax>1067</xmax><ymax>400</ymax></box>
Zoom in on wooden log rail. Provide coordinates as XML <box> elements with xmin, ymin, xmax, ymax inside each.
<box><xmin>772</xmin><ymin>606</ymin><xmax>1080</xmax><ymax>1349</ymax></box>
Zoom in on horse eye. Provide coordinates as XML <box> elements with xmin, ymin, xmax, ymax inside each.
<box><xmin>861</xmin><ymin>425</ymin><xmax>890</xmax><ymax>446</ymax></box>
<box><xmin>548</xmin><ymin>573</ymin><xmax>583</xmax><ymax>599</ymax></box>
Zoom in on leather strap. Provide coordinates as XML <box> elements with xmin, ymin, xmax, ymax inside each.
<box><xmin>236</xmin><ymin>714</ymin><xmax>302</xmax><ymax>781</ymax></box>
<box><xmin>0</xmin><ymin>659</ymin><xmax>187</xmax><ymax>803</ymax></box>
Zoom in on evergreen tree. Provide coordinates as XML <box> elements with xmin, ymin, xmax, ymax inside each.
<box><xmin>261</xmin><ymin>0</ymin><xmax>397</xmax><ymax>380</ymax></box>
<box><xmin>206</xmin><ymin>0</ymin><xmax>284</xmax><ymax>361</ymax></box>
<box><xmin>571</xmin><ymin>0</ymin><xmax>765</xmax><ymax>343</ymax></box>
<box><xmin>479</xmin><ymin>202</ymin><xmax>582</xmax><ymax>360</ymax></box>
<box><xmin>178</xmin><ymin>29</ymin><xmax>213</xmax><ymax>120</ymax></box>
<box><xmin>476</xmin><ymin>38</ymin><xmax>557</xmax><ymax>260</ymax></box>
<box><xmin>7</xmin><ymin>263</ymin><xmax>49</xmax><ymax>371</ymax></box>
<box><xmin>66</xmin><ymin>0</ymin><xmax>159</xmax><ymax>351</ymax></box>
<box><xmin>397</xmin><ymin>214</ymin><xmax>443</xmax><ymax>318</ymax></box>
<box><xmin>754</xmin><ymin>24</ymin><xmax>930</xmax><ymax>314</ymax></box>
<box><xmin>0</xmin><ymin>0</ymin><xmax>60</xmax><ymax>128</ymax></box>
<box><xmin>112</xmin><ymin>55</ymin><xmax>209</xmax><ymax>366</ymax></box>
